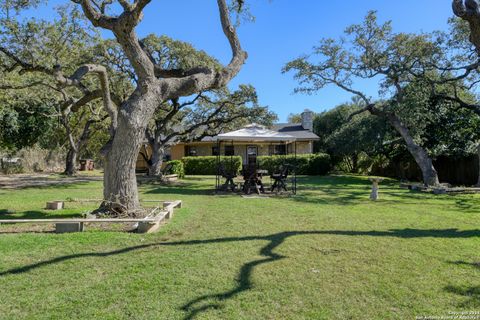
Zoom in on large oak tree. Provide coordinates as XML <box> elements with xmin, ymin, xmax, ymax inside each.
<box><xmin>1</xmin><ymin>0</ymin><xmax>248</xmax><ymax>215</ymax></box>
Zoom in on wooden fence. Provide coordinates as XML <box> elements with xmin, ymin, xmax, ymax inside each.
<box><xmin>372</xmin><ymin>155</ymin><xmax>479</xmax><ymax>186</ymax></box>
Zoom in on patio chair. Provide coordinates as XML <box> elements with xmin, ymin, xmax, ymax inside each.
<box><xmin>219</xmin><ymin>163</ymin><xmax>237</xmax><ymax>191</ymax></box>
<box><xmin>270</xmin><ymin>166</ymin><xmax>289</xmax><ymax>193</ymax></box>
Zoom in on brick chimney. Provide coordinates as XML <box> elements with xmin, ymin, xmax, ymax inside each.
<box><xmin>301</xmin><ymin>109</ymin><xmax>313</xmax><ymax>131</ymax></box>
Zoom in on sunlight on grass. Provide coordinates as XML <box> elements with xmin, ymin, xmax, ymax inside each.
<box><xmin>0</xmin><ymin>175</ymin><xmax>479</xmax><ymax>319</ymax></box>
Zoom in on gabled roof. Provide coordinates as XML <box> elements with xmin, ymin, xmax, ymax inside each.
<box><xmin>272</xmin><ymin>123</ymin><xmax>320</xmax><ymax>140</ymax></box>
<box><xmin>214</xmin><ymin>123</ymin><xmax>296</xmax><ymax>142</ymax></box>
<box><xmin>198</xmin><ymin>122</ymin><xmax>320</xmax><ymax>142</ymax></box>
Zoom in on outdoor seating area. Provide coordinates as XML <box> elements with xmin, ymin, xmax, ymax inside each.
<box><xmin>217</xmin><ymin>163</ymin><xmax>295</xmax><ymax>195</ymax></box>
<box><xmin>214</xmin><ymin>124</ymin><xmax>298</xmax><ymax>195</ymax></box>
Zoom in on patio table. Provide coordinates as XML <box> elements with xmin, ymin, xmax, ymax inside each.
<box><xmin>242</xmin><ymin>167</ymin><xmax>265</xmax><ymax>195</ymax></box>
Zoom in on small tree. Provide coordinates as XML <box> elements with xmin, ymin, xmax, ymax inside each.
<box><xmin>287</xmin><ymin>113</ymin><xmax>303</xmax><ymax>123</ymax></box>
<box><xmin>314</xmin><ymin>102</ymin><xmax>391</xmax><ymax>173</ymax></box>
<box><xmin>60</xmin><ymin>103</ymin><xmax>108</xmax><ymax>175</ymax></box>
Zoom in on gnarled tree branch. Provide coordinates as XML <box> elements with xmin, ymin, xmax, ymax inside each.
<box><xmin>453</xmin><ymin>0</ymin><xmax>480</xmax><ymax>53</ymax></box>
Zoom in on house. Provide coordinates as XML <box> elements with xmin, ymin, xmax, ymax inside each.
<box><xmin>136</xmin><ymin>109</ymin><xmax>319</xmax><ymax>170</ymax></box>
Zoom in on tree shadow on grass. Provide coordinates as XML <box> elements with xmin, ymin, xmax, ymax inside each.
<box><xmin>0</xmin><ymin>209</ymin><xmax>11</xmax><ymax>215</ymax></box>
<box><xmin>448</xmin><ymin>260</ymin><xmax>480</xmax><ymax>270</ymax></box>
<box><xmin>1</xmin><ymin>228</ymin><xmax>480</xmax><ymax>319</ymax></box>
<box><xmin>0</xmin><ymin>177</ymin><xmax>100</xmax><ymax>190</ymax></box>
<box><xmin>444</xmin><ymin>285</ymin><xmax>480</xmax><ymax>308</ymax></box>
<box><xmin>143</xmin><ymin>181</ymin><xmax>212</xmax><ymax>196</ymax></box>
<box><xmin>454</xmin><ymin>197</ymin><xmax>480</xmax><ymax>212</ymax></box>
<box><xmin>293</xmin><ymin>180</ymin><xmax>480</xmax><ymax>209</ymax></box>
<box><xmin>0</xmin><ymin>210</ymin><xmax>85</xmax><ymax>234</ymax></box>
<box><xmin>0</xmin><ymin>210</ymin><xmax>82</xmax><ymax>220</ymax></box>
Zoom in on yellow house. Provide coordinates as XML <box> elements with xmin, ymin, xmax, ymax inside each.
<box><xmin>136</xmin><ymin>110</ymin><xmax>319</xmax><ymax>170</ymax></box>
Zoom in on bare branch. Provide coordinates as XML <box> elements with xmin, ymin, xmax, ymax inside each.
<box><xmin>73</xmin><ymin>0</ymin><xmax>117</xmax><ymax>30</ymax></box>
<box><xmin>156</xmin><ymin>0</ymin><xmax>247</xmax><ymax>100</ymax></box>
<box><xmin>434</xmin><ymin>93</ymin><xmax>480</xmax><ymax>116</ymax></box>
<box><xmin>71</xmin><ymin>90</ymin><xmax>103</xmax><ymax>112</ymax></box>
<box><xmin>0</xmin><ymin>81</ymin><xmax>56</xmax><ymax>91</ymax></box>
<box><xmin>0</xmin><ymin>46</ymin><xmax>53</xmax><ymax>74</ymax></box>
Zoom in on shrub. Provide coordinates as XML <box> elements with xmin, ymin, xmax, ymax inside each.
<box><xmin>308</xmin><ymin>153</ymin><xmax>331</xmax><ymax>175</ymax></box>
<box><xmin>0</xmin><ymin>146</ymin><xmax>66</xmax><ymax>174</ymax></box>
<box><xmin>181</xmin><ymin>154</ymin><xmax>330</xmax><ymax>176</ymax></box>
<box><xmin>257</xmin><ymin>153</ymin><xmax>330</xmax><ymax>175</ymax></box>
<box><xmin>165</xmin><ymin>160</ymin><xmax>185</xmax><ymax>178</ymax></box>
<box><xmin>19</xmin><ymin>146</ymin><xmax>65</xmax><ymax>172</ymax></box>
<box><xmin>182</xmin><ymin>156</ymin><xmax>242</xmax><ymax>175</ymax></box>
<box><xmin>1</xmin><ymin>160</ymin><xmax>24</xmax><ymax>174</ymax></box>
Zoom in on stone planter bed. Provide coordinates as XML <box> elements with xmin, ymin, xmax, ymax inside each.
<box><xmin>0</xmin><ymin>199</ymin><xmax>182</xmax><ymax>234</ymax></box>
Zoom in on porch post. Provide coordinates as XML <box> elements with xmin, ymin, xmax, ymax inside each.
<box><xmin>294</xmin><ymin>141</ymin><xmax>297</xmax><ymax>194</ymax></box>
<box><xmin>215</xmin><ymin>140</ymin><xmax>220</xmax><ymax>192</ymax></box>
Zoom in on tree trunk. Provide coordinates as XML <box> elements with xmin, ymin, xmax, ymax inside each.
<box><xmin>64</xmin><ymin>148</ymin><xmax>77</xmax><ymax>176</ymax></box>
<box><xmin>384</xmin><ymin>113</ymin><xmax>440</xmax><ymax>187</ymax></box>
<box><xmin>148</xmin><ymin>142</ymin><xmax>165</xmax><ymax>177</ymax></box>
<box><xmin>101</xmin><ymin>92</ymin><xmax>159</xmax><ymax>215</ymax></box>
<box><xmin>103</xmin><ymin>114</ymin><xmax>145</xmax><ymax>214</ymax></box>
<box><xmin>351</xmin><ymin>153</ymin><xmax>359</xmax><ymax>173</ymax></box>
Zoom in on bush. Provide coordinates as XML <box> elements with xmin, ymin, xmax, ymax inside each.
<box><xmin>165</xmin><ymin>160</ymin><xmax>185</xmax><ymax>178</ymax></box>
<box><xmin>182</xmin><ymin>156</ymin><xmax>242</xmax><ymax>175</ymax></box>
<box><xmin>1</xmin><ymin>161</ymin><xmax>24</xmax><ymax>174</ymax></box>
<box><xmin>181</xmin><ymin>154</ymin><xmax>330</xmax><ymax>176</ymax></box>
<box><xmin>19</xmin><ymin>146</ymin><xmax>65</xmax><ymax>172</ymax></box>
<box><xmin>257</xmin><ymin>153</ymin><xmax>331</xmax><ymax>175</ymax></box>
<box><xmin>308</xmin><ymin>153</ymin><xmax>331</xmax><ymax>175</ymax></box>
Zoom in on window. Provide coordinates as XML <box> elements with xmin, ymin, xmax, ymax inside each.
<box><xmin>271</xmin><ymin>144</ymin><xmax>286</xmax><ymax>155</ymax></box>
<box><xmin>224</xmin><ymin>145</ymin><xmax>234</xmax><ymax>156</ymax></box>
<box><xmin>247</xmin><ymin>146</ymin><xmax>258</xmax><ymax>156</ymax></box>
<box><xmin>212</xmin><ymin>146</ymin><xmax>219</xmax><ymax>156</ymax></box>
<box><xmin>247</xmin><ymin>146</ymin><xmax>258</xmax><ymax>165</ymax></box>
<box><xmin>185</xmin><ymin>146</ymin><xmax>197</xmax><ymax>156</ymax></box>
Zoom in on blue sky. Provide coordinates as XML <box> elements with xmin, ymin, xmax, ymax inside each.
<box><xmin>32</xmin><ymin>0</ymin><xmax>454</xmax><ymax>121</ymax></box>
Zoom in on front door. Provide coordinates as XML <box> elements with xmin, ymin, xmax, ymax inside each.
<box><xmin>247</xmin><ymin>146</ymin><xmax>258</xmax><ymax>165</ymax></box>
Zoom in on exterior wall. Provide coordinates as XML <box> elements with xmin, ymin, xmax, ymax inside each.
<box><xmin>136</xmin><ymin>156</ymin><xmax>150</xmax><ymax>171</ymax></box>
<box><xmin>136</xmin><ymin>144</ymin><xmax>151</xmax><ymax>172</ymax></box>
<box><xmin>171</xmin><ymin>144</ymin><xmax>185</xmax><ymax>160</ymax></box>
<box><xmin>295</xmin><ymin>141</ymin><xmax>312</xmax><ymax>154</ymax></box>
<box><xmin>183</xmin><ymin>144</ymin><xmax>212</xmax><ymax>157</ymax></box>
<box><xmin>137</xmin><ymin>140</ymin><xmax>316</xmax><ymax>171</ymax></box>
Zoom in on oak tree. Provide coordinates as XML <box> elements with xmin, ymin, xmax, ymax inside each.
<box><xmin>284</xmin><ymin>12</ymin><xmax>442</xmax><ymax>186</ymax></box>
<box><xmin>1</xmin><ymin>0</ymin><xmax>248</xmax><ymax>215</ymax></box>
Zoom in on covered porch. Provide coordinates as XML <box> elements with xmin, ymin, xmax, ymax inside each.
<box><xmin>214</xmin><ymin>124</ymin><xmax>298</xmax><ymax>195</ymax></box>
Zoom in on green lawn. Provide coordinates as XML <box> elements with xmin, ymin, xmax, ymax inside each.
<box><xmin>0</xmin><ymin>175</ymin><xmax>479</xmax><ymax>319</ymax></box>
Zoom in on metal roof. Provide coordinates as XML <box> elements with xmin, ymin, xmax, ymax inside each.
<box><xmin>213</xmin><ymin>123</ymin><xmax>297</xmax><ymax>142</ymax></box>
<box><xmin>272</xmin><ymin>123</ymin><xmax>320</xmax><ymax>140</ymax></box>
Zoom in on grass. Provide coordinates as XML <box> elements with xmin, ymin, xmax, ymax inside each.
<box><xmin>0</xmin><ymin>175</ymin><xmax>479</xmax><ymax>319</ymax></box>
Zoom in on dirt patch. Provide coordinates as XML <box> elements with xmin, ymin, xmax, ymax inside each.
<box><xmin>0</xmin><ymin>173</ymin><xmax>102</xmax><ymax>189</ymax></box>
